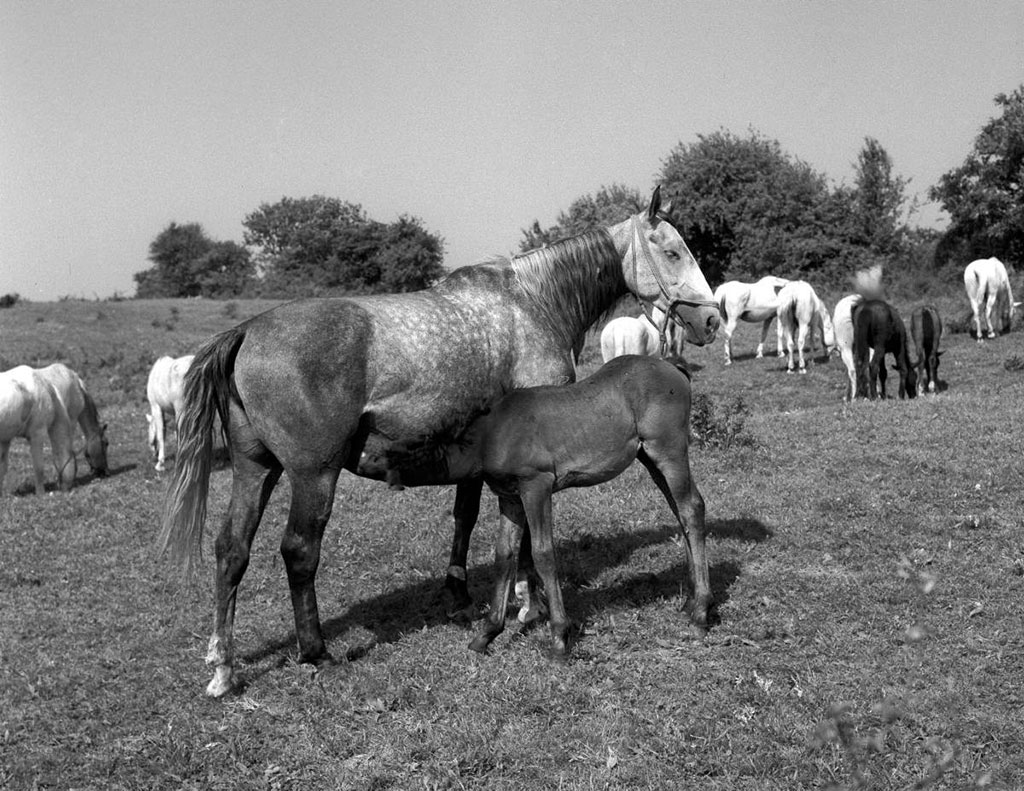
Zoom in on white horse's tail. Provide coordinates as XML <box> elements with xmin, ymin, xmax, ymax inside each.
<box><xmin>853</xmin><ymin>264</ymin><xmax>885</xmax><ymax>301</ymax></box>
<box><xmin>159</xmin><ymin>325</ymin><xmax>245</xmax><ymax>577</ymax></box>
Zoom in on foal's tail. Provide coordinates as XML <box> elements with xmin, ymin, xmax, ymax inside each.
<box><xmin>158</xmin><ymin>325</ymin><xmax>246</xmax><ymax>577</ymax></box>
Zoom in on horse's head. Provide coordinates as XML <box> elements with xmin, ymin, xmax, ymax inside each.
<box><xmin>86</xmin><ymin>423</ymin><xmax>110</xmax><ymax>475</ymax></box>
<box><xmin>625</xmin><ymin>186</ymin><xmax>719</xmax><ymax>346</ymax></box>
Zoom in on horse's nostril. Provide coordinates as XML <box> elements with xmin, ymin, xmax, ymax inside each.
<box><xmin>707</xmin><ymin>314</ymin><xmax>721</xmax><ymax>331</ymax></box>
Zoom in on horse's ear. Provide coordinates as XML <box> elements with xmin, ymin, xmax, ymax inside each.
<box><xmin>647</xmin><ymin>185</ymin><xmax>662</xmax><ymax>223</ymax></box>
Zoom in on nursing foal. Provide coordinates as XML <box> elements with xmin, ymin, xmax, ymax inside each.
<box><xmin>389</xmin><ymin>354</ymin><xmax>711</xmax><ymax>657</ymax></box>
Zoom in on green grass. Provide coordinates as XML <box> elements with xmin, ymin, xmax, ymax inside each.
<box><xmin>1</xmin><ymin>295</ymin><xmax>1022</xmax><ymax>789</ymax></box>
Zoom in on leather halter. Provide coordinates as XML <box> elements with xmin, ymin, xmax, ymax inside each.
<box><xmin>630</xmin><ymin>216</ymin><xmax>719</xmax><ymax>355</ymax></box>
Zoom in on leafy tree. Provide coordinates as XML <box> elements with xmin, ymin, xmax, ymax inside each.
<box><xmin>193</xmin><ymin>241</ymin><xmax>255</xmax><ymax>297</ymax></box>
<box><xmin>244</xmin><ymin>196</ymin><xmax>443</xmax><ymax>296</ymax></box>
<box><xmin>372</xmin><ymin>215</ymin><xmax>445</xmax><ymax>292</ymax></box>
<box><xmin>850</xmin><ymin>137</ymin><xmax>912</xmax><ymax>256</ymax></box>
<box><xmin>930</xmin><ymin>85</ymin><xmax>1024</xmax><ymax>265</ymax></box>
<box><xmin>135</xmin><ymin>223</ymin><xmax>254</xmax><ymax>298</ymax></box>
<box><xmin>658</xmin><ymin>129</ymin><xmax>844</xmax><ymax>285</ymax></box>
<box><xmin>519</xmin><ymin>184</ymin><xmax>646</xmax><ymax>252</ymax></box>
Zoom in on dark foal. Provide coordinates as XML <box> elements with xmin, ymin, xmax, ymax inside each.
<box><xmin>391</xmin><ymin>355</ymin><xmax>711</xmax><ymax>657</ymax></box>
<box><xmin>910</xmin><ymin>305</ymin><xmax>943</xmax><ymax>394</ymax></box>
<box><xmin>853</xmin><ymin>299</ymin><xmax>918</xmax><ymax>399</ymax></box>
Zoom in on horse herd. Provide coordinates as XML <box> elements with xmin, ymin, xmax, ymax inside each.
<box><xmin>1</xmin><ymin>189</ymin><xmax>1019</xmax><ymax>696</ymax></box>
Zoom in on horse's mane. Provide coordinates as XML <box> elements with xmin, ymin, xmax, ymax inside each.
<box><xmin>510</xmin><ymin>229</ymin><xmax>625</xmax><ymax>350</ymax></box>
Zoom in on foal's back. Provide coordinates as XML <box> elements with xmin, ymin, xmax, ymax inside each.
<box><xmin>473</xmin><ymin>355</ymin><xmax>692</xmax><ymax>492</ymax></box>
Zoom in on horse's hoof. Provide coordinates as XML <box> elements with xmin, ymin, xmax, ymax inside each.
<box><xmin>786</xmin><ymin>368</ymin><xmax>794</xmax><ymax>375</ymax></box>
<box><xmin>724</xmin><ymin>360</ymin><xmax>732</xmax><ymax>366</ymax></box>
<box><xmin>154</xmin><ymin>463</ymin><xmax>165</xmax><ymax>472</ymax></box>
<box><xmin>468</xmin><ymin>635</ymin><xmax>493</xmax><ymax>654</ymax></box>
<box><xmin>206</xmin><ymin>666</ymin><xmax>237</xmax><ymax>698</ymax></box>
<box><xmin>446</xmin><ymin>602</ymin><xmax>477</xmax><ymax>625</ymax></box>
<box><xmin>799</xmin><ymin>368</ymin><xmax>807</xmax><ymax>375</ymax></box>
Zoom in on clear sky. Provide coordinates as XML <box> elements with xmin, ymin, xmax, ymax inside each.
<box><xmin>2</xmin><ymin>1</ymin><xmax>1022</xmax><ymax>301</ymax></box>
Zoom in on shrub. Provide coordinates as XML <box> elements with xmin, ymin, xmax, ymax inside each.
<box><xmin>690</xmin><ymin>393</ymin><xmax>755</xmax><ymax>450</ymax></box>
<box><xmin>0</xmin><ymin>292</ymin><xmax>20</xmax><ymax>308</ymax></box>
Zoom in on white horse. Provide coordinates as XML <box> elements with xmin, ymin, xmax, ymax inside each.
<box><xmin>833</xmin><ymin>294</ymin><xmax>863</xmax><ymax>400</ymax></box>
<box><xmin>146</xmin><ymin>354</ymin><xmax>194</xmax><ymax>471</ymax></box>
<box><xmin>599</xmin><ymin>306</ymin><xmax>683</xmax><ymax>362</ymax></box>
<box><xmin>0</xmin><ymin>366</ymin><xmax>76</xmax><ymax>495</ymax></box>
<box><xmin>776</xmin><ymin>280</ymin><xmax>836</xmax><ymax>373</ymax></box>
<box><xmin>35</xmin><ymin>363</ymin><xmax>109</xmax><ymax>477</ymax></box>
<box><xmin>963</xmin><ymin>257</ymin><xmax>1020</xmax><ymax>341</ymax></box>
<box><xmin>714</xmin><ymin>276</ymin><xmax>791</xmax><ymax>364</ymax></box>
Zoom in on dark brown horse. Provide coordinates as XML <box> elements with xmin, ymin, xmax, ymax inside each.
<box><xmin>389</xmin><ymin>354</ymin><xmax>710</xmax><ymax>657</ymax></box>
<box><xmin>160</xmin><ymin>187</ymin><xmax>720</xmax><ymax>696</ymax></box>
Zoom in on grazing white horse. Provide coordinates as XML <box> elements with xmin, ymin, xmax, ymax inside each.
<box><xmin>833</xmin><ymin>294</ymin><xmax>864</xmax><ymax>400</ymax></box>
<box><xmin>35</xmin><ymin>363</ymin><xmax>109</xmax><ymax>477</ymax></box>
<box><xmin>146</xmin><ymin>354</ymin><xmax>194</xmax><ymax>471</ymax></box>
<box><xmin>776</xmin><ymin>280</ymin><xmax>836</xmax><ymax>373</ymax></box>
<box><xmin>599</xmin><ymin>306</ymin><xmax>683</xmax><ymax>361</ymax></box>
<box><xmin>963</xmin><ymin>257</ymin><xmax>1020</xmax><ymax>341</ymax></box>
<box><xmin>714</xmin><ymin>276</ymin><xmax>791</xmax><ymax>364</ymax></box>
<box><xmin>0</xmin><ymin>366</ymin><xmax>76</xmax><ymax>495</ymax></box>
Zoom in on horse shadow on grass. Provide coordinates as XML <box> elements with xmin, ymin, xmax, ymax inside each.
<box><xmin>11</xmin><ymin>462</ymin><xmax>137</xmax><ymax>495</ymax></box>
<box><xmin>241</xmin><ymin>516</ymin><xmax>772</xmax><ymax>671</ymax></box>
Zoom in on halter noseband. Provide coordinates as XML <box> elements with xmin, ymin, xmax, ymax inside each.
<box><xmin>630</xmin><ymin>216</ymin><xmax>719</xmax><ymax>355</ymax></box>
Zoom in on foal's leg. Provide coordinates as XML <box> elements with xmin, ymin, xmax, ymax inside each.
<box><xmin>205</xmin><ymin>443</ymin><xmax>283</xmax><ymax>697</ymax></box>
<box><xmin>637</xmin><ymin>447</ymin><xmax>712</xmax><ymax>635</ymax></box>
<box><xmin>469</xmin><ymin>495</ymin><xmax>526</xmax><ymax>653</ymax></box>
<box><xmin>444</xmin><ymin>478</ymin><xmax>483</xmax><ymax>620</ymax></box>
<box><xmin>517</xmin><ymin>474</ymin><xmax>571</xmax><ymax>655</ymax></box>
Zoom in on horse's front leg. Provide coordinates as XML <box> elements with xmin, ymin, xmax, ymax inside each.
<box><xmin>28</xmin><ymin>429</ymin><xmax>49</xmax><ymax>494</ymax></box>
<box><xmin>469</xmin><ymin>495</ymin><xmax>525</xmax><ymax>653</ymax></box>
<box><xmin>518</xmin><ymin>474</ymin><xmax>570</xmax><ymax>656</ymax></box>
<box><xmin>722</xmin><ymin>322</ymin><xmax>735</xmax><ymax>364</ymax></box>
<box><xmin>0</xmin><ymin>440</ymin><xmax>10</xmax><ymax>495</ymax></box>
<box><xmin>444</xmin><ymin>478</ymin><xmax>483</xmax><ymax>621</ymax></box>
<box><xmin>149</xmin><ymin>405</ymin><xmax>167</xmax><ymax>471</ymax></box>
<box><xmin>985</xmin><ymin>296</ymin><xmax>998</xmax><ymax>338</ymax></box>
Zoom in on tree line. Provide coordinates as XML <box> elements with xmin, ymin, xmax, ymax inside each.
<box><xmin>134</xmin><ymin>85</ymin><xmax>1024</xmax><ymax>298</ymax></box>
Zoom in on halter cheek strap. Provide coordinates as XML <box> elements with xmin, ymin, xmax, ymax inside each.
<box><xmin>630</xmin><ymin>217</ymin><xmax>719</xmax><ymax>354</ymax></box>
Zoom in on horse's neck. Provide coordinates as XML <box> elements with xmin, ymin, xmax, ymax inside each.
<box><xmin>77</xmin><ymin>391</ymin><xmax>101</xmax><ymax>437</ymax></box>
<box><xmin>513</xmin><ymin>228</ymin><xmax>627</xmax><ymax>349</ymax></box>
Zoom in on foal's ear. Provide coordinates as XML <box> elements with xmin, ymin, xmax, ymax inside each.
<box><xmin>647</xmin><ymin>185</ymin><xmax>662</xmax><ymax>223</ymax></box>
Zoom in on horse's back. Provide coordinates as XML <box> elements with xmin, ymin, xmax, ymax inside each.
<box><xmin>0</xmin><ymin>366</ymin><xmax>56</xmax><ymax>438</ymax></box>
<box><xmin>149</xmin><ymin>354</ymin><xmax>195</xmax><ymax>412</ymax></box>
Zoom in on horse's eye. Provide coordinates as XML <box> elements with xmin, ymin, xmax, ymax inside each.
<box><xmin>665</xmin><ymin>250</ymin><xmax>680</xmax><ymax>260</ymax></box>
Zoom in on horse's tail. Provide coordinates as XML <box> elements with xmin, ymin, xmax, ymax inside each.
<box><xmin>853</xmin><ymin>264</ymin><xmax>885</xmax><ymax>301</ymax></box>
<box><xmin>159</xmin><ymin>325</ymin><xmax>245</xmax><ymax>578</ymax></box>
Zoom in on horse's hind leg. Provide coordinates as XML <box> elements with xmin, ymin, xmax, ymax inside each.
<box><xmin>206</xmin><ymin>449</ymin><xmax>282</xmax><ymax>697</ymax></box>
<box><xmin>0</xmin><ymin>440</ymin><xmax>10</xmax><ymax>495</ymax></box>
<box><xmin>280</xmin><ymin>467</ymin><xmax>341</xmax><ymax>667</ymax></box>
<box><xmin>444</xmin><ymin>478</ymin><xmax>483</xmax><ymax>620</ymax></box>
<box><xmin>637</xmin><ymin>446</ymin><xmax>711</xmax><ymax>635</ymax></box>
<box><xmin>469</xmin><ymin>495</ymin><xmax>526</xmax><ymax>653</ymax></box>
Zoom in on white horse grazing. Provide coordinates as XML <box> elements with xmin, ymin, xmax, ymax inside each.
<box><xmin>775</xmin><ymin>280</ymin><xmax>836</xmax><ymax>373</ymax></box>
<box><xmin>35</xmin><ymin>363</ymin><xmax>109</xmax><ymax>477</ymax></box>
<box><xmin>146</xmin><ymin>354</ymin><xmax>194</xmax><ymax>471</ymax></box>
<box><xmin>963</xmin><ymin>257</ymin><xmax>1020</xmax><ymax>341</ymax></box>
<box><xmin>599</xmin><ymin>306</ymin><xmax>683</xmax><ymax>361</ymax></box>
<box><xmin>714</xmin><ymin>276</ymin><xmax>791</xmax><ymax>364</ymax></box>
<box><xmin>833</xmin><ymin>294</ymin><xmax>864</xmax><ymax>400</ymax></box>
<box><xmin>0</xmin><ymin>366</ymin><xmax>76</xmax><ymax>495</ymax></box>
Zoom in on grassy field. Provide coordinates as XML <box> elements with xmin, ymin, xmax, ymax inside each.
<box><xmin>1</xmin><ymin>290</ymin><xmax>1022</xmax><ymax>790</ymax></box>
